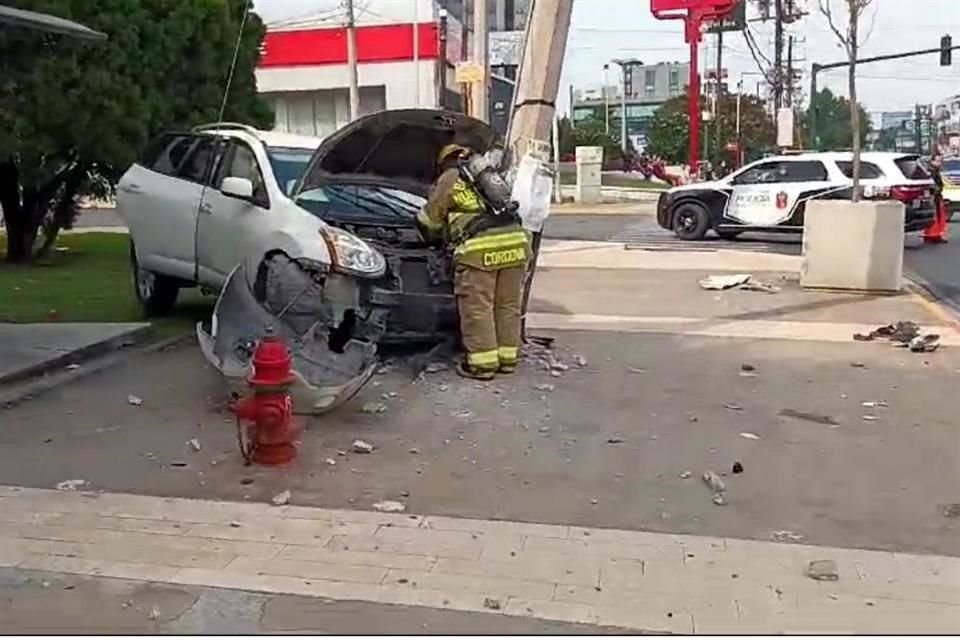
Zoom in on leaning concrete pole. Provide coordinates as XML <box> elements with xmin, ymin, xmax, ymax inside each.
<box><xmin>507</xmin><ymin>0</ymin><xmax>574</xmax><ymax>337</ymax></box>
<box><xmin>506</xmin><ymin>0</ymin><xmax>574</xmax><ymax>155</ymax></box>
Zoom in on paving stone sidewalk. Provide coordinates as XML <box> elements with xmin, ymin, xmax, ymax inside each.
<box><xmin>0</xmin><ymin>486</ymin><xmax>957</xmax><ymax>634</ymax></box>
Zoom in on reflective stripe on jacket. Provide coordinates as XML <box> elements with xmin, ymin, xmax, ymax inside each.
<box><xmin>419</xmin><ymin>169</ymin><xmax>529</xmax><ymax>271</ymax></box>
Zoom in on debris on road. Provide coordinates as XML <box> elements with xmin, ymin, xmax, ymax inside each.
<box><xmin>483</xmin><ymin>597</ymin><xmax>502</xmax><ymax>611</ymax></box>
<box><xmin>606</xmin><ymin>436</ymin><xmax>625</xmax><ymax>444</ymax></box>
<box><xmin>148</xmin><ymin>606</ymin><xmax>161</xmax><ymax>621</ymax></box>
<box><xmin>361</xmin><ymin>402</ymin><xmax>388</xmax><ymax>414</ymax></box>
<box><xmin>65</xmin><ymin>364</ymin><xmax>81</xmax><ymax>371</ymax></box>
<box><xmin>732</xmin><ymin>461</ymin><xmax>744</xmax><ymax>474</ymax></box>
<box><xmin>168</xmin><ymin>461</ymin><xmax>188</xmax><ymax>468</ymax></box>
<box><xmin>590</xmin><ymin>498</ymin><xmax>599</xmax><ymax>505</ymax></box>
<box><xmin>574</xmin><ymin>355</ymin><xmax>588</xmax><ymax>367</ymax></box>
<box><xmin>372</xmin><ymin>500</ymin><xmax>405</xmax><ymax>513</ymax></box>
<box><xmin>942</xmin><ymin>503</ymin><xmax>960</xmax><ymax>518</ymax></box>
<box><xmin>779</xmin><ymin>409</ymin><xmax>839</xmax><ymax>426</ymax></box>
<box><xmin>187</xmin><ymin>438</ymin><xmax>202</xmax><ymax>452</ymax></box>
<box><xmin>325</xmin><ymin>458</ymin><xmax>337</xmax><ymax>466</ymax></box>
<box><xmin>699</xmin><ymin>274</ymin><xmax>751</xmax><ymax>290</ymax></box>
<box><xmin>230</xmin><ymin>521</ymin><xmax>242</xmax><ymax>528</ymax></box>
<box><xmin>739</xmin><ymin>432</ymin><xmax>760</xmax><ymax>440</ymax></box>
<box><xmin>741</xmin><ymin>363</ymin><xmax>756</xmax><ymax>372</ymax></box>
<box><xmin>627</xmin><ymin>367</ymin><xmax>647</xmax><ymax>374</ymax></box>
<box><xmin>851</xmin><ymin>361</ymin><xmax>867</xmax><ymax>368</ymax></box>
<box><xmin>534</xmin><ymin>383</ymin><xmax>555</xmax><ymax>392</ymax></box>
<box><xmin>55</xmin><ymin>479</ymin><xmax>88</xmax><ymax>491</ymax></box>
<box><xmin>862</xmin><ymin>415</ymin><xmax>878</xmax><ymax>422</ymax></box>
<box><xmin>271</xmin><ymin>490</ymin><xmax>291</xmax><ymax>506</ymax></box>
<box><xmin>423</xmin><ymin>362</ymin><xmax>449</xmax><ymax>374</ymax></box>
<box><xmin>712</xmin><ymin>493</ymin><xmax>728</xmax><ymax>506</ymax></box>
<box><xmin>771</xmin><ymin>530</ymin><xmax>805</xmax><ymax>543</ymax></box>
<box><xmin>854</xmin><ymin>321</ymin><xmax>940</xmax><ymax>353</ymax></box>
<box><xmin>679</xmin><ymin>471</ymin><xmax>693</xmax><ymax>479</ymax></box>
<box><xmin>127</xmin><ymin>395</ymin><xmax>143</xmax><ymax>407</ymax></box>
<box><xmin>408</xmin><ymin>447</ymin><xmax>420</xmax><ymax>454</ymax></box>
<box><xmin>739</xmin><ymin>279</ymin><xmax>781</xmax><ymax>294</ymax></box>
<box><xmin>352</xmin><ymin>439</ymin><xmax>374</xmax><ymax>454</ymax></box>
<box><xmin>806</xmin><ymin>559</ymin><xmax>839</xmax><ymax>581</ymax></box>
<box><xmin>702</xmin><ymin>470</ymin><xmax>727</xmax><ymax>499</ymax></box>
<box><xmin>725</xmin><ymin>403</ymin><xmax>743</xmax><ymax>411</ymax></box>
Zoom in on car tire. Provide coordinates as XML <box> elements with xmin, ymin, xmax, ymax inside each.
<box><xmin>716</xmin><ymin>230</ymin><xmax>744</xmax><ymax>240</ymax></box>
<box><xmin>672</xmin><ymin>202</ymin><xmax>710</xmax><ymax>240</ymax></box>
<box><xmin>130</xmin><ymin>241</ymin><xmax>179</xmax><ymax>316</ymax></box>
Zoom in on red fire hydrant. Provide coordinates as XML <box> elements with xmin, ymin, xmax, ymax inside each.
<box><xmin>232</xmin><ymin>329</ymin><xmax>300</xmax><ymax>466</ymax></box>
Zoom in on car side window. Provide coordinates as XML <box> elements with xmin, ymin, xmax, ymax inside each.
<box><xmin>221</xmin><ymin>142</ymin><xmax>269</xmax><ymax>208</ymax></box>
<box><xmin>731</xmin><ymin>162</ymin><xmax>784</xmax><ymax>185</ymax></box>
<box><xmin>149</xmin><ymin>135</ymin><xmax>194</xmax><ymax>176</ymax></box>
<box><xmin>177</xmin><ymin>136</ymin><xmax>221</xmax><ymax>185</ymax></box>
<box><xmin>782</xmin><ymin>161</ymin><xmax>828</xmax><ymax>182</ymax></box>
<box><xmin>835</xmin><ymin>161</ymin><xmax>883</xmax><ymax>180</ymax></box>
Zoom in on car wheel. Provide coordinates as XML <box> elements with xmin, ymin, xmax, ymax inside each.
<box><xmin>672</xmin><ymin>202</ymin><xmax>710</xmax><ymax>240</ymax></box>
<box><xmin>130</xmin><ymin>242</ymin><xmax>179</xmax><ymax>316</ymax></box>
<box><xmin>716</xmin><ymin>230</ymin><xmax>744</xmax><ymax>240</ymax></box>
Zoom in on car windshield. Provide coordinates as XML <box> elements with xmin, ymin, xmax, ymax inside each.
<box><xmin>267</xmin><ymin>147</ymin><xmax>315</xmax><ymax>195</ymax></box>
<box><xmin>296</xmin><ymin>184</ymin><xmax>424</xmax><ymax>223</ymax></box>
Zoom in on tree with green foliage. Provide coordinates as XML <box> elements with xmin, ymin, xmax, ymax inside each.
<box><xmin>557</xmin><ymin>116</ymin><xmax>623</xmax><ymax>165</ymax></box>
<box><xmin>646</xmin><ymin>91</ymin><xmax>776</xmax><ymax>165</ymax></box>
<box><xmin>0</xmin><ymin>0</ymin><xmax>273</xmax><ymax>263</ymax></box>
<box><xmin>803</xmin><ymin>88</ymin><xmax>871</xmax><ymax>152</ymax></box>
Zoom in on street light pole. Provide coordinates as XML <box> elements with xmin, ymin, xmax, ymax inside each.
<box><xmin>612</xmin><ymin>58</ymin><xmax>641</xmax><ymax>157</ymax></box>
<box><xmin>603</xmin><ymin>63</ymin><xmax>610</xmax><ymax>135</ymax></box>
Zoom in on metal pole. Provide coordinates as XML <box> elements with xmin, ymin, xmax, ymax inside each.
<box><xmin>688</xmin><ymin>25</ymin><xmax>701</xmax><ymax>173</ymax></box>
<box><xmin>808</xmin><ymin>63</ymin><xmax>818</xmax><ymax>150</ymax></box>
<box><xmin>603</xmin><ymin>64</ymin><xmax>610</xmax><ymax>135</ymax></box>
<box><xmin>714</xmin><ymin>28</ymin><xmax>723</xmax><ymax>163</ymax></box>
<box><xmin>346</xmin><ymin>0</ymin><xmax>360</xmax><ymax>120</ymax></box>
<box><xmin>552</xmin><ymin>114</ymin><xmax>562</xmax><ymax>204</ymax></box>
<box><xmin>620</xmin><ymin>64</ymin><xmax>628</xmax><ymax>155</ymax></box>
<box><xmin>773</xmin><ymin>0</ymin><xmax>783</xmax><ymax>110</ymax></box>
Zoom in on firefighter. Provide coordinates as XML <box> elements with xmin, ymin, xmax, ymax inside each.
<box><xmin>417</xmin><ymin>143</ymin><xmax>530</xmax><ymax>380</ymax></box>
<box><xmin>923</xmin><ymin>153</ymin><xmax>949</xmax><ymax>243</ymax></box>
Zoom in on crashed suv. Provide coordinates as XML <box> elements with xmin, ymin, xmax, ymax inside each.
<box><xmin>197</xmin><ymin>110</ymin><xmax>500</xmax><ymax>413</ymax></box>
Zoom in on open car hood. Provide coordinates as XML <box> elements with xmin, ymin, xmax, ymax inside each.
<box><xmin>295</xmin><ymin>109</ymin><xmax>498</xmax><ymax>194</ymax></box>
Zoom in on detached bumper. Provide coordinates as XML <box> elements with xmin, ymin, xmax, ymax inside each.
<box><xmin>197</xmin><ymin>252</ymin><xmax>387</xmax><ymax>415</ymax></box>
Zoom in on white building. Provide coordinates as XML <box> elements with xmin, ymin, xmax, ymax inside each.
<box><xmin>255</xmin><ymin>0</ymin><xmax>465</xmax><ymax>138</ymax></box>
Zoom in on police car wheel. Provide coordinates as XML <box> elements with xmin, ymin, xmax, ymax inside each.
<box><xmin>672</xmin><ymin>203</ymin><xmax>709</xmax><ymax>240</ymax></box>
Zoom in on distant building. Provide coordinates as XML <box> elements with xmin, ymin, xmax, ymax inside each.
<box><xmin>571</xmin><ymin>61</ymin><xmax>690</xmax><ymax>152</ymax></box>
<box><xmin>933</xmin><ymin>94</ymin><xmax>960</xmax><ymax>154</ymax></box>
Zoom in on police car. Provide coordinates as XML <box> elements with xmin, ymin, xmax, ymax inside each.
<box><xmin>657</xmin><ymin>152</ymin><xmax>937</xmax><ymax>240</ymax></box>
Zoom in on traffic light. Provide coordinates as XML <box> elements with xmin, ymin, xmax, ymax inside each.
<box><xmin>941</xmin><ymin>35</ymin><xmax>953</xmax><ymax>66</ymax></box>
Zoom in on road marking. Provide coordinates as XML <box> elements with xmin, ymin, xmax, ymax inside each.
<box><xmin>0</xmin><ymin>486</ymin><xmax>956</xmax><ymax>633</ymax></box>
<box><xmin>527</xmin><ymin>312</ymin><xmax>960</xmax><ymax>345</ymax></box>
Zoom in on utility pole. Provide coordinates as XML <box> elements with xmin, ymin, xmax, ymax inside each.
<box><xmin>507</xmin><ymin>0</ymin><xmax>574</xmax><ymax>153</ymax></box>
<box><xmin>915</xmin><ymin>104</ymin><xmax>923</xmax><ymax>154</ymax></box>
<box><xmin>345</xmin><ymin>0</ymin><xmax>360</xmax><ymax>120</ymax></box>
<box><xmin>773</xmin><ymin>0</ymin><xmax>784</xmax><ymax>110</ymax></box>
<box><xmin>603</xmin><ymin>63</ymin><xmax>610</xmax><ymax>135</ymax></box>
<box><xmin>472</xmin><ymin>0</ymin><xmax>489</xmax><ymax>122</ymax></box>
<box><xmin>786</xmin><ymin>34</ymin><xmax>794</xmax><ymax>108</ymax></box>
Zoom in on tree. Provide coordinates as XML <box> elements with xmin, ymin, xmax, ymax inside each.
<box><xmin>820</xmin><ymin>0</ymin><xmax>875</xmax><ymax>202</ymax></box>
<box><xmin>557</xmin><ymin>116</ymin><xmax>622</xmax><ymax>165</ymax></box>
<box><xmin>803</xmin><ymin>88</ymin><xmax>871</xmax><ymax>151</ymax></box>
<box><xmin>647</xmin><ymin>91</ymin><xmax>776</xmax><ymax>165</ymax></box>
<box><xmin>0</xmin><ymin>0</ymin><xmax>273</xmax><ymax>263</ymax></box>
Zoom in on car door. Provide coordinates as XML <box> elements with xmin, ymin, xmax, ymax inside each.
<box><xmin>120</xmin><ymin>133</ymin><xmax>204</xmax><ymax>281</ymax></box>
<box><xmin>724</xmin><ymin>160</ymin><xmax>831</xmax><ymax>227</ymax></box>
<box><xmin>196</xmin><ymin>139</ymin><xmax>272</xmax><ymax>286</ymax></box>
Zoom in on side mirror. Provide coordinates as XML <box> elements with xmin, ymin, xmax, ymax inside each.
<box><xmin>221</xmin><ymin>176</ymin><xmax>254</xmax><ymax>200</ymax></box>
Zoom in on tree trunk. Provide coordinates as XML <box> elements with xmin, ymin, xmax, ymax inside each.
<box><xmin>848</xmin><ymin>6</ymin><xmax>861</xmax><ymax>203</ymax></box>
<box><xmin>0</xmin><ymin>160</ymin><xmax>31</xmax><ymax>264</ymax></box>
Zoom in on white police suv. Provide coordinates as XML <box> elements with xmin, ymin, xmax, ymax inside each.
<box><xmin>657</xmin><ymin>152</ymin><xmax>936</xmax><ymax>240</ymax></box>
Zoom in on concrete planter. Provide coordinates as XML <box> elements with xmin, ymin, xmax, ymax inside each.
<box><xmin>801</xmin><ymin>200</ymin><xmax>905</xmax><ymax>292</ymax></box>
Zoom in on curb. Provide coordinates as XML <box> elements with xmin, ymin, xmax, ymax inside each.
<box><xmin>0</xmin><ymin>332</ymin><xmax>194</xmax><ymax>409</ymax></box>
<box><xmin>902</xmin><ymin>274</ymin><xmax>960</xmax><ymax>329</ymax></box>
<box><xmin>0</xmin><ymin>324</ymin><xmax>154</xmax><ymax>387</ymax></box>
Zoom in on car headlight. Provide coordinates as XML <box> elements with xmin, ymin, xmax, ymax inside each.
<box><xmin>319</xmin><ymin>226</ymin><xmax>386</xmax><ymax>278</ymax></box>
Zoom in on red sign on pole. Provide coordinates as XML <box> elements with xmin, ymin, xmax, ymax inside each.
<box><xmin>650</xmin><ymin>0</ymin><xmax>739</xmax><ymax>175</ymax></box>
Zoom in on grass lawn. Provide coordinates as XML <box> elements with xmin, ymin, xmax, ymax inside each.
<box><xmin>0</xmin><ymin>232</ymin><xmax>210</xmax><ymax>334</ymax></box>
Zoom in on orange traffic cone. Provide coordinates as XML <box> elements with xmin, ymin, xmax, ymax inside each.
<box><xmin>923</xmin><ymin>200</ymin><xmax>949</xmax><ymax>244</ymax></box>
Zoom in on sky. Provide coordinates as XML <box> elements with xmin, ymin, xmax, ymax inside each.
<box><xmin>255</xmin><ymin>0</ymin><xmax>960</xmax><ymax>116</ymax></box>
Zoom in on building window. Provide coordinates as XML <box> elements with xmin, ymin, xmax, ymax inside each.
<box><xmin>669</xmin><ymin>69</ymin><xmax>680</xmax><ymax>96</ymax></box>
<box><xmin>644</xmin><ymin>69</ymin><xmax>656</xmax><ymax>98</ymax></box>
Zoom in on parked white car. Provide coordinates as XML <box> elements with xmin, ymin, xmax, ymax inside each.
<box><xmin>117</xmin><ymin>123</ymin><xmax>385</xmax><ymax>314</ymax></box>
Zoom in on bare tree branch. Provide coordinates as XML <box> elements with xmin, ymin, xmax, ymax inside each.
<box><xmin>819</xmin><ymin>0</ymin><xmax>850</xmax><ymax>51</ymax></box>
